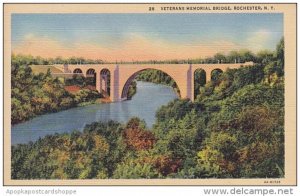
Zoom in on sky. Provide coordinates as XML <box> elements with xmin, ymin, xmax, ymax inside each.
<box><xmin>12</xmin><ymin>13</ymin><xmax>283</xmax><ymax>61</ymax></box>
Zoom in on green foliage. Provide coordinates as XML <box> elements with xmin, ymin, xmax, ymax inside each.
<box><xmin>196</xmin><ymin>132</ymin><xmax>238</xmax><ymax>177</ymax></box>
<box><xmin>83</xmin><ymin>121</ymin><xmax>126</xmax><ymax>176</ymax></box>
<box><xmin>211</xmin><ymin>69</ymin><xmax>223</xmax><ymax>81</ymax></box>
<box><xmin>127</xmin><ymin>81</ymin><xmax>137</xmax><ymax>99</ymax></box>
<box><xmin>194</xmin><ymin>64</ymin><xmax>265</xmax><ymax>101</ymax></box>
<box><xmin>65</xmin><ymin>75</ymin><xmax>91</xmax><ymax>87</ymax></box>
<box><xmin>12</xmin><ymin>39</ymin><xmax>285</xmax><ymax>179</ymax></box>
<box><xmin>113</xmin><ymin>159</ymin><xmax>160</xmax><ymax>179</ymax></box>
<box><xmin>264</xmin><ymin>38</ymin><xmax>285</xmax><ymax>83</ymax></box>
<box><xmin>199</xmin><ymin>105</ymin><xmax>284</xmax><ymax>178</ymax></box>
<box><xmin>194</xmin><ymin>69</ymin><xmax>206</xmax><ymax>98</ymax></box>
<box><xmin>155</xmin><ymin>99</ymin><xmax>198</xmax><ymax>122</ymax></box>
<box><xmin>12</xmin><ymin>122</ymin><xmax>123</xmax><ymax>179</ymax></box>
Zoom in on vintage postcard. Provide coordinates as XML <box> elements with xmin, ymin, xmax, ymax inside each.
<box><xmin>3</xmin><ymin>3</ymin><xmax>296</xmax><ymax>186</ymax></box>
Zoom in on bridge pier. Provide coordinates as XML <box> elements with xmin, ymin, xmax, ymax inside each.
<box><xmin>109</xmin><ymin>65</ymin><xmax>120</xmax><ymax>102</ymax></box>
<box><xmin>96</xmin><ymin>73</ymin><xmax>100</xmax><ymax>93</ymax></box>
<box><xmin>189</xmin><ymin>65</ymin><xmax>195</xmax><ymax>102</ymax></box>
<box><xmin>186</xmin><ymin>64</ymin><xmax>193</xmax><ymax>101</ymax></box>
<box><xmin>206</xmin><ymin>71</ymin><xmax>211</xmax><ymax>84</ymax></box>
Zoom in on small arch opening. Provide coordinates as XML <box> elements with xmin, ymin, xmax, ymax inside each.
<box><xmin>211</xmin><ymin>69</ymin><xmax>223</xmax><ymax>81</ymax></box>
<box><xmin>86</xmin><ymin>68</ymin><xmax>96</xmax><ymax>86</ymax></box>
<box><xmin>194</xmin><ymin>68</ymin><xmax>206</xmax><ymax>100</ymax></box>
<box><xmin>86</xmin><ymin>68</ymin><xmax>95</xmax><ymax>76</ymax></box>
<box><xmin>100</xmin><ymin>69</ymin><xmax>111</xmax><ymax>96</ymax></box>
<box><xmin>73</xmin><ymin>68</ymin><xmax>83</xmax><ymax>74</ymax></box>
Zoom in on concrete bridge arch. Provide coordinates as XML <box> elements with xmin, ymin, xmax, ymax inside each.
<box><xmin>117</xmin><ymin>64</ymin><xmax>192</xmax><ymax>102</ymax></box>
<box><xmin>120</xmin><ymin>68</ymin><xmax>182</xmax><ymax>100</ymax></box>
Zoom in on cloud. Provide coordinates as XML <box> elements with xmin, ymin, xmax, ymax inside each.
<box><xmin>244</xmin><ymin>29</ymin><xmax>272</xmax><ymax>52</ymax></box>
<box><xmin>12</xmin><ymin>33</ymin><xmax>242</xmax><ymax>61</ymax></box>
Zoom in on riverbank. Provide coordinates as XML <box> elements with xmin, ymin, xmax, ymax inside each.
<box><xmin>99</xmin><ymin>97</ymin><xmax>111</xmax><ymax>103</ymax></box>
<box><xmin>12</xmin><ymin>95</ymin><xmax>109</xmax><ymax>126</ymax></box>
<box><xmin>65</xmin><ymin>85</ymin><xmax>112</xmax><ymax>104</ymax></box>
<box><xmin>12</xmin><ymin>82</ymin><xmax>178</xmax><ymax>145</ymax></box>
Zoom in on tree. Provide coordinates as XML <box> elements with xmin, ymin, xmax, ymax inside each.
<box><xmin>123</xmin><ymin>118</ymin><xmax>156</xmax><ymax>151</ymax></box>
<box><xmin>196</xmin><ymin>131</ymin><xmax>238</xmax><ymax>177</ymax></box>
<box><xmin>113</xmin><ymin>159</ymin><xmax>160</xmax><ymax>179</ymax></box>
<box><xmin>203</xmin><ymin>105</ymin><xmax>284</xmax><ymax>178</ymax></box>
<box><xmin>213</xmin><ymin>53</ymin><xmax>227</xmax><ymax>63</ymax></box>
<box><xmin>264</xmin><ymin>38</ymin><xmax>284</xmax><ymax>80</ymax></box>
<box><xmin>275</xmin><ymin>38</ymin><xmax>284</xmax><ymax>74</ymax></box>
<box><xmin>256</xmin><ymin>50</ymin><xmax>274</xmax><ymax>64</ymax></box>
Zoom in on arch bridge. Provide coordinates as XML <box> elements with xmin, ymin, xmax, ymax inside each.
<box><xmin>55</xmin><ymin>62</ymin><xmax>254</xmax><ymax>102</ymax></box>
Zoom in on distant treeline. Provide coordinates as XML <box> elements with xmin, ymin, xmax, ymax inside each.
<box><xmin>11</xmin><ymin>54</ymin><xmax>106</xmax><ymax>65</ymax></box>
<box><xmin>12</xmin><ymin>49</ymin><xmax>273</xmax><ymax>65</ymax></box>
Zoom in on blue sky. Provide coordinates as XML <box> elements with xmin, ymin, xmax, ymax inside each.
<box><xmin>12</xmin><ymin>13</ymin><xmax>283</xmax><ymax>61</ymax></box>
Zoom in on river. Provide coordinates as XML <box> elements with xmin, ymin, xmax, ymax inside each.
<box><xmin>11</xmin><ymin>81</ymin><xmax>178</xmax><ymax>145</ymax></box>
